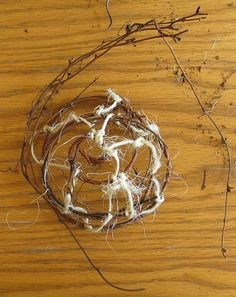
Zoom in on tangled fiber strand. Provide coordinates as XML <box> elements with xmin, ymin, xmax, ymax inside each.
<box><xmin>21</xmin><ymin>8</ymin><xmax>207</xmax><ymax>291</ymax></box>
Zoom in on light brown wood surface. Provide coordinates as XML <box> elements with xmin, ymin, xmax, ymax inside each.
<box><xmin>0</xmin><ymin>1</ymin><xmax>236</xmax><ymax>296</ymax></box>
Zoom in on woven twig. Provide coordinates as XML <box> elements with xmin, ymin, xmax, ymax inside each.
<box><xmin>20</xmin><ymin>8</ymin><xmax>208</xmax><ymax>290</ymax></box>
<box><xmin>21</xmin><ymin>11</ymin><xmax>206</xmax><ymax>230</ymax></box>
<box><xmin>24</xmin><ymin>88</ymin><xmax>171</xmax><ymax>231</ymax></box>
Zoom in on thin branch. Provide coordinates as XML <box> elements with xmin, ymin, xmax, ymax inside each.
<box><xmin>154</xmin><ymin>20</ymin><xmax>233</xmax><ymax>258</ymax></box>
<box><xmin>201</xmin><ymin>168</ymin><xmax>207</xmax><ymax>190</ymax></box>
<box><xmin>57</xmin><ymin>212</ymin><xmax>145</xmax><ymax>292</ymax></box>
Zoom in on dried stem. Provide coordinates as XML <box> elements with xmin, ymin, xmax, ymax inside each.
<box><xmin>57</xmin><ymin>212</ymin><xmax>145</xmax><ymax>292</ymax></box>
<box><xmin>154</xmin><ymin>18</ymin><xmax>233</xmax><ymax>257</ymax></box>
<box><xmin>201</xmin><ymin>168</ymin><xmax>207</xmax><ymax>190</ymax></box>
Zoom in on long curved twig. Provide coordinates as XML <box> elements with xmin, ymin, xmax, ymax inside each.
<box><xmin>153</xmin><ymin>19</ymin><xmax>233</xmax><ymax>257</ymax></box>
<box><xmin>21</xmin><ymin>8</ymin><xmax>208</xmax><ymax>291</ymax></box>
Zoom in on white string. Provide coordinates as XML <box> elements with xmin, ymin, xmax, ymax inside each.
<box><xmin>6</xmin><ymin>190</ymin><xmax>48</xmax><ymax>230</ymax></box>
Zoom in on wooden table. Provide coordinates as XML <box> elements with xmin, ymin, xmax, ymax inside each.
<box><xmin>0</xmin><ymin>1</ymin><xmax>235</xmax><ymax>296</ymax></box>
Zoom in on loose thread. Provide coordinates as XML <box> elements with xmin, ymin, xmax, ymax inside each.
<box><xmin>106</xmin><ymin>0</ymin><xmax>113</xmax><ymax>30</ymax></box>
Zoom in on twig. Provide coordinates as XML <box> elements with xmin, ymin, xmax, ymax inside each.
<box><xmin>57</xmin><ymin>212</ymin><xmax>145</xmax><ymax>292</ymax></box>
<box><xmin>201</xmin><ymin>168</ymin><xmax>207</xmax><ymax>190</ymax></box>
<box><xmin>154</xmin><ymin>15</ymin><xmax>233</xmax><ymax>257</ymax></box>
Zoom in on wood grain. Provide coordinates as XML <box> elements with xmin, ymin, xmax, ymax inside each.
<box><xmin>0</xmin><ymin>1</ymin><xmax>236</xmax><ymax>296</ymax></box>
